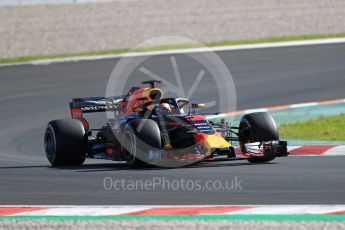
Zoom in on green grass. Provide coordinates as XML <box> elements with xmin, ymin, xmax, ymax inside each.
<box><xmin>279</xmin><ymin>114</ymin><xmax>345</xmax><ymax>141</ymax></box>
<box><xmin>1</xmin><ymin>33</ymin><xmax>345</xmax><ymax>64</ymax></box>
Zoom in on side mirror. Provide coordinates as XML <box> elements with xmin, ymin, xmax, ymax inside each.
<box><xmin>192</xmin><ymin>103</ymin><xmax>205</xmax><ymax>109</ymax></box>
<box><xmin>189</xmin><ymin>103</ymin><xmax>206</xmax><ymax>115</ymax></box>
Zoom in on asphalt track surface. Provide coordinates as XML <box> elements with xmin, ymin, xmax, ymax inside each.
<box><xmin>1</xmin><ymin>43</ymin><xmax>345</xmax><ymax>205</ymax></box>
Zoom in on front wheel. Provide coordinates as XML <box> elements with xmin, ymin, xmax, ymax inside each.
<box><xmin>123</xmin><ymin>119</ymin><xmax>162</xmax><ymax>168</ymax></box>
<box><xmin>239</xmin><ymin>112</ymin><xmax>279</xmax><ymax>163</ymax></box>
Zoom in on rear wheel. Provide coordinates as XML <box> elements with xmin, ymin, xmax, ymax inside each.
<box><xmin>239</xmin><ymin>112</ymin><xmax>279</xmax><ymax>163</ymax></box>
<box><xmin>44</xmin><ymin>119</ymin><xmax>86</xmax><ymax>166</ymax></box>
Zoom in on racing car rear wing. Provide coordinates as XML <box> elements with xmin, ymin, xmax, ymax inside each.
<box><xmin>69</xmin><ymin>96</ymin><xmax>125</xmax><ymax>130</ymax></box>
<box><xmin>69</xmin><ymin>96</ymin><xmax>125</xmax><ymax>113</ymax></box>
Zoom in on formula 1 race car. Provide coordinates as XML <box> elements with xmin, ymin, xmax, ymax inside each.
<box><xmin>44</xmin><ymin>80</ymin><xmax>288</xmax><ymax>168</ymax></box>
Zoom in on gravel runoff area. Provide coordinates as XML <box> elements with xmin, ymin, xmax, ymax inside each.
<box><xmin>1</xmin><ymin>220</ymin><xmax>345</xmax><ymax>230</ymax></box>
<box><xmin>0</xmin><ymin>0</ymin><xmax>345</xmax><ymax>58</ymax></box>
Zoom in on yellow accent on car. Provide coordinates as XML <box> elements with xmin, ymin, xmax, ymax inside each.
<box><xmin>204</xmin><ymin>134</ymin><xmax>231</xmax><ymax>156</ymax></box>
<box><xmin>141</xmin><ymin>88</ymin><xmax>163</xmax><ymax>101</ymax></box>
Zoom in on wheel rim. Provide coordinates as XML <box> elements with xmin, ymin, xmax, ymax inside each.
<box><xmin>239</xmin><ymin>119</ymin><xmax>253</xmax><ymax>152</ymax></box>
<box><xmin>44</xmin><ymin>129</ymin><xmax>56</xmax><ymax>162</ymax></box>
<box><xmin>124</xmin><ymin>132</ymin><xmax>135</xmax><ymax>162</ymax></box>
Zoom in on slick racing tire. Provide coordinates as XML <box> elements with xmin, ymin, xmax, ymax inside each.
<box><xmin>239</xmin><ymin>112</ymin><xmax>279</xmax><ymax>163</ymax></box>
<box><xmin>123</xmin><ymin>119</ymin><xmax>161</xmax><ymax>168</ymax></box>
<box><xmin>44</xmin><ymin>119</ymin><xmax>86</xmax><ymax>166</ymax></box>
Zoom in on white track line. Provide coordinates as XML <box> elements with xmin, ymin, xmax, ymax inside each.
<box><xmin>1</xmin><ymin>38</ymin><xmax>345</xmax><ymax>67</ymax></box>
<box><xmin>229</xmin><ymin>205</ymin><xmax>345</xmax><ymax>215</ymax></box>
<box><xmin>15</xmin><ymin>206</ymin><xmax>152</xmax><ymax>216</ymax></box>
<box><xmin>206</xmin><ymin>97</ymin><xmax>345</xmax><ymax>119</ymax></box>
<box><xmin>287</xmin><ymin>146</ymin><xmax>302</xmax><ymax>152</ymax></box>
<box><xmin>322</xmin><ymin>146</ymin><xmax>345</xmax><ymax>156</ymax></box>
<box><xmin>290</xmin><ymin>102</ymin><xmax>319</xmax><ymax>108</ymax></box>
